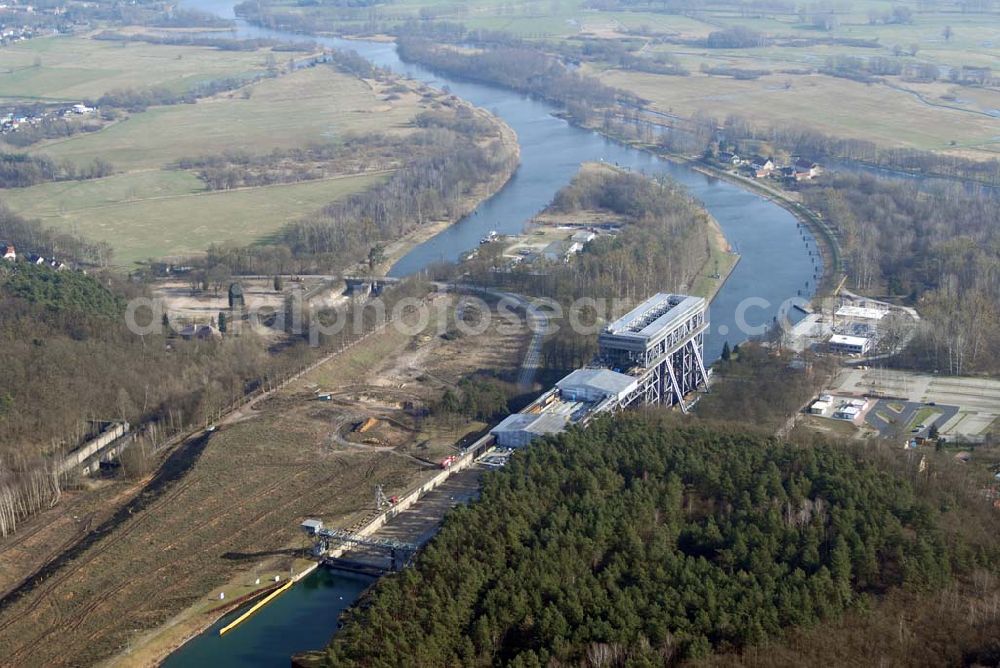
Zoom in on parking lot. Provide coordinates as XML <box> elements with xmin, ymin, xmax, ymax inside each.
<box><xmin>830</xmin><ymin>369</ymin><xmax>999</xmax><ymax>440</ymax></box>
<box><xmin>865</xmin><ymin>399</ymin><xmax>958</xmax><ymax>440</ymax></box>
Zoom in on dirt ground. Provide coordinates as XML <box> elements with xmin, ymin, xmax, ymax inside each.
<box><xmin>0</xmin><ymin>292</ymin><xmax>528</xmax><ymax>667</ymax></box>
<box><xmin>0</xmin><ymin>479</ymin><xmax>142</xmax><ymax>599</ymax></box>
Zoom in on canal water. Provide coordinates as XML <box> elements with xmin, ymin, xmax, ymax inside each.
<box><xmin>168</xmin><ymin>2</ymin><xmax>819</xmax><ymax>663</ymax></box>
<box><xmin>163</xmin><ymin>569</ymin><xmax>371</xmax><ymax>666</ymax></box>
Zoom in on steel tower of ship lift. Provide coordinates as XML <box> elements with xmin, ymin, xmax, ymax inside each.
<box><xmin>597</xmin><ymin>293</ymin><xmax>710</xmax><ymax>413</ymax></box>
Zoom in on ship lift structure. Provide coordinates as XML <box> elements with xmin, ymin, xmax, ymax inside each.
<box><xmin>597</xmin><ymin>293</ymin><xmax>710</xmax><ymax>413</ymax></box>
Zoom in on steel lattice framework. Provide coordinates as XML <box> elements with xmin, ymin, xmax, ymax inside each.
<box><xmin>302</xmin><ymin>521</ymin><xmax>418</xmax><ymax>570</ymax></box>
<box><xmin>597</xmin><ymin>293</ymin><xmax>710</xmax><ymax>412</ymax></box>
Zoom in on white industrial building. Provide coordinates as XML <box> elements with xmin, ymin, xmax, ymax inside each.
<box><xmin>809</xmin><ymin>400</ymin><xmax>830</xmax><ymax>415</ymax></box>
<box><xmin>833</xmin><ymin>405</ymin><xmax>861</xmax><ymax>420</ymax></box>
<box><xmin>556</xmin><ymin>368</ymin><xmax>638</xmax><ymax>403</ymax></box>
<box><xmin>828</xmin><ymin>334</ymin><xmax>871</xmax><ymax>355</ymax></box>
<box><xmin>835</xmin><ymin>305</ymin><xmax>887</xmax><ymax>322</ymax></box>
<box><xmin>491</xmin><ymin>412</ymin><xmax>570</xmax><ymax>448</ymax></box>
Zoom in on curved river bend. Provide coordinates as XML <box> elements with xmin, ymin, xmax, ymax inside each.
<box><xmin>166</xmin><ymin>2</ymin><xmax>819</xmax><ymax>664</ymax></box>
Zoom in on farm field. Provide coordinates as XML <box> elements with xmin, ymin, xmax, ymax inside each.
<box><xmin>36</xmin><ymin>65</ymin><xmax>426</xmax><ymax>170</ymax></box>
<box><xmin>599</xmin><ymin>68</ymin><xmax>1000</xmax><ymax>154</ymax></box>
<box><xmin>255</xmin><ymin>0</ymin><xmax>1000</xmax><ymax>157</ymax></box>
<box><xmin>0</xmin><ymin>35</ymin><xmax>273</xmax><ymax>103</ymax></box>
<box><xmin>3</xmin><ymin>172</ymin><xmax>384</xmax><ymax>264</ymax></box>
<box><xmin>0</xmin><ymin>291</ymin><xmax>530</xmax><ymax>667</ymax></box>
<box><xmin>0</xmin><ymin>35</ymin><xmax>438</xmax><ymax>264</ymax></box>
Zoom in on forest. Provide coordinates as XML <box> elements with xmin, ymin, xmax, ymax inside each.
<box><xmin>695</xmin><ymin>343</ymin><xmax>836</xmax><ymax>432</ymax></box>
<box><xmin>0</xmin><ymin>219</ymin><xmax>436</xmax><ymax>535</ymax></box>
<box><xmin>458</xmin><ymin>167</ymin><xmax>713</xmax><ymax>370</ymax></box>
<box><xmin>323</xmin><ymin>413</ymin><xmax>995</xmax><ymax>666</ymax></box>
<box><xmin>800</xmin><ymin>174</ymin><xmax>1000</xmax><ymax>375</ymax></box>
<box><xmin>396</xmin><ymin>38</ymin><xmax>628</xmax><ymax>124</ymax></box>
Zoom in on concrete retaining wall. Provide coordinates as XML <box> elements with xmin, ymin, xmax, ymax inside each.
<box><xmin>325</xmin><ymin>433</ymin><xmax>495</xmax><ymax>559</ymax></box>
<box><xmin>59</xmin><ymin>422</ymin><xmax>129</xmax><ymax>475</ymax></box>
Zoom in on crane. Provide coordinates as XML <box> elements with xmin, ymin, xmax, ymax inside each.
<box><xmin>300</xmin><ymin>519</ymin><xmax>417</xmax><ymax>571</ymax></box>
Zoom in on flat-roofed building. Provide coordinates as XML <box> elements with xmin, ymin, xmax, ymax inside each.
<box><xmin>491</xmin><ymin>412</ymin><xmax>570</xmax><ymax>448</ymax></box>
<box><xmin>598</xmin><ymin>293</ymin><xmax>709</xmax><ymax>410</ymax></box>
<box><xmin>828</xmin><ymin>334</ymin><xmax>870</xmax><ymax>355</ymax></box>
<box><xmin>556</xmin><ymin>368</ymin><xmax>638</xmax><ymax>403</ymax></box>
<box><xmin>833</xmin><ymin>405</ymin><xmax>861</xmax><ymax>420</ymax></box>
<box><xmin>809</xmin><ymin>400</ymin><xmax>830</xmax><ymax>415</ymax></box>
<box><xmin>835</xmin><ymin>305</ymin><xmax>887</xmax><ymax>322</ymax></box>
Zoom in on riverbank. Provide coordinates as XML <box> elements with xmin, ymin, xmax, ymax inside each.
<box><xmin>374</xmin><ymin>106</ymin><xmax>520</xmax><ymax>275</ymax></box>
<box><xmin>687</xmin><ymin>161</ymin><xmax>841</xmax><ymax>294</ymax></box>
<box><xmin>576</xmin><ymin>120</ymin><xmax>839</xmax><ymax>298</ymax></box>
<box><xmin>691</xmin><ymin>214</ymin><xmax>741</xmax><ymax>303</ymax></box>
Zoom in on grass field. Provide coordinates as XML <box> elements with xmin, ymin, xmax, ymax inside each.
<box><xmin>37</xmin><ymin>65</ymin><xmax>423</xmax><ymax>170</ymax></box>
<box><xmin>2</xmin><ymin>171</ymin><xmax>383</xmax><ymax>263</ymax></box>
<box><xmin>0</xmin><ymin>35</ymin><xmax>272</xmax><ymax>102</ymax></box>
<box><xmin>599</xmin><ymin>68</ymin><xmax>1000</xmax><ymax>153</ymax></box>
<box><xmin>0</xmin><ymin>36</ymin><xmax>435</xmax><ymax>263</ymax></box>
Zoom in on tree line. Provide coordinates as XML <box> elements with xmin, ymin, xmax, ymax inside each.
<box><xmin>173</xmin><ymin>134</ymin><xmax>402</xmax><ymax>190</ymax></box>
<box><xmin>0</xmin><ymin>203</ymin><xmax>112</xmax><ymax>266</ymax></box>
<box><xmin>1</xmin><ymin>115</ymin><xmax>106</xmax><ymax>149</ymax></box>
<box><xmin>396</xmin><ymin>38</ymin><xmax>630</xmax><ymax>125</ymax></box>
<box><xmin>0</xmin><ymin>152</ymin><xmax>112</xmax><ymax>187</ymax></box>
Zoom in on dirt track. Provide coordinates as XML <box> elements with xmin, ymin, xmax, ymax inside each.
<box><xmin>0</xmin><ymin>294</ymin><xmax>529</xmax><ymax>667</ymax></box>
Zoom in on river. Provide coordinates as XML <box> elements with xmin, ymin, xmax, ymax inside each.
<box><xmin>166</xmin><ymin>2</ymin><xmax>818</xmax><ymax>664</ymax></box>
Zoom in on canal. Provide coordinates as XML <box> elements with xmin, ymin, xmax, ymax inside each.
<box><xmin>168</xmin><ymin>2</ymin><xmax>819</xmax><ymax>663</ymax></box>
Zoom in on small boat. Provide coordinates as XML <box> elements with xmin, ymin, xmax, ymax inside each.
<box><xmin>479</xmin><ymin>230</ymin><xmax>499</xmax><ymax>244</ymax></box>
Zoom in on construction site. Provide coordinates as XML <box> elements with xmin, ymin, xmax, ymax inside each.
<box><xmin>0</xmin><ymin>284</ymin><xmax>718</xmax><ymax>666</ymax></box>
<box><xmin>0</xmin><ymin>287</ymin><xmax>530</xmax><ymax>667</ymax></box>
<box><xmin>301</xmin><ymin>292</ymin><xmax>712</xmax><ymax>575</ymax></box>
